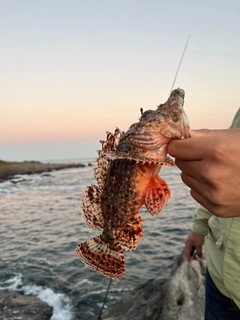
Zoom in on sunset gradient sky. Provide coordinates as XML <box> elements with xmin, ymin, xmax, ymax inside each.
<box><xmin>1</xmin><ymin>0</ymin><xmax>240</xmax><ymax>161</ymax></box>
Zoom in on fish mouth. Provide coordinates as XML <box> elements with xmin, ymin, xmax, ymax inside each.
<box><xmin>169</xmin><ymin>87</ymin><xmax>185</xmax><ymax>100</ymax></box>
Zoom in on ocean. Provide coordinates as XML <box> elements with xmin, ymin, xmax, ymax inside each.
<box><xmin>0</xmin><ymin>158</ymin><xmax>198</xmax><ymax>320</ymax></box>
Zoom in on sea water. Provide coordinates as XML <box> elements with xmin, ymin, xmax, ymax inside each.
<box><xmin>0</xmin><ymin>159</ymin><xmax>198</xmax><ymax>319</ymax></box>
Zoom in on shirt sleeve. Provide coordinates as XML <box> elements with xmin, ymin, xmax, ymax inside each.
<box><xmin>191</xmin><ymin>205</ymin><xmax>212</xmax><ymax>236</ymax></box>
<box><xmin>230</xmin><ymin>108</ymin><xmax>240</xmax><ymax>128</ymax></box>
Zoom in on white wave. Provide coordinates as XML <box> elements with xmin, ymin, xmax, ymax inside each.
<box><xmin>0</xmin><ymin>274</ymin><xmax>74</xmax><ymax>320</ymax></box>
<box><xmin>73</xmin><ymin>278</ymin><xmax>93</xmax><ymax>287</ymax></box>
<box><xmin>0</xmin><ymin>273</ymin><xmax>23</xmax><ymax>290</ymax></box>
<box><xmin>23</xmin><ymin>285</ymin><xmax>73</xmax><ymax>320</ymax></box>
<box><xmin>81</xmin><ymin>288</ymin><xmax>106</xmax><ymax>297</ymax></box>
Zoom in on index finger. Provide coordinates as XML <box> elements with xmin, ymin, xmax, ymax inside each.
<box><xmin>168</xmin><ymin>137</ymin><xmax>206</xmax><ymax>160</ymax></box>
<box><xmin>168</xmin><ymin>128</ymin><xmax>237</xmax><ymax>160</ymax></box>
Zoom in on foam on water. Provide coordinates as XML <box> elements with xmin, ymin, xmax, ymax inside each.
<box><xmin>0</xmin><ymin>273</ymin><xmax>22</xmax><ymax>290</ymax></box>
<box><xmin>0</xmin><ymin>273</ymin><xmax>74</xmax><ymax>320</ymax></box>
<box><xmin>74</xmin><ymin>278</ymin><xmax>93</xmax><ymax>287</ymax></box>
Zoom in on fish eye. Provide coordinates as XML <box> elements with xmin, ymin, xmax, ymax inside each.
<box><xmin>117</xmin><ymin>142</ymin><xmax>131</xmax><ymax>152</ymax></box>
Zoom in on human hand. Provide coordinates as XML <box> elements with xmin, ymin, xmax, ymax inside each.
<box><xmin>168</xmin><ymin>128</ymin><xmax>240</xmax><ymax>218</ymax></box>
<box><xmin>185</xmin><ymin>232</ymin><xmax>205</xmax><ymax>262</ymax></box>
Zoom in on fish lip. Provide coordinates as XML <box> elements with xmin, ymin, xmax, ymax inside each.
<box><xmin>168</xmin><ymin>87</ymin><xmax>185</xmax><ymax>100</ymax></box>
<box><xmin>182</xmin><ymin>112</ymin><xmax>190</xmax><ymax>138</ymax></box>
<box><xmin>177</xmin><ymin>88</ymin><xmax>185</xmax><ymax>99</ymax></box>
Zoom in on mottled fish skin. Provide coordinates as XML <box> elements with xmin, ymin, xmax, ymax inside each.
<box><xmin>76</xmin><ymin>88</ymin><xmax>190</xmax><ymax>279</ymax></box>
<box><xmin>110</xmin><ymin>88</ymin><xmax>190</xmax><ymax>163</ymax></box>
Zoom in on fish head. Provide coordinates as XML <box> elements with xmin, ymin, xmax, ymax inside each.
<box><xmin>116</xmin><ymin>88</ymin><xmax>190</xmax><ymax>163</ymax></box>
<box><xmin>156</xmin><ymin>88</ymin><xmax>190</xmax><ymax>139</ymax></box>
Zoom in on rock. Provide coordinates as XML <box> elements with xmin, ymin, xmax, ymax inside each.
<box><xmin>41</xmin><ymin>173</ymin><xmax>53</xmax><ymax>177</ymax></box>
<box><xmin>10</xmin><ymin>178</ymin><xmax>28</xmax><ymax>184</ymax></box>
<box><xmin>96</xmin><ymin>253</ymin><xmax>206</xmax><ymax>320</ymax></box>
<box><xmin>0</xmin><ymin>289</ymin><xmax>53</xmax><ymax>320</ymax></box>
<box><xmin>0</xmin><ymin>160</ymin><xmax>86</xmax><ymax>182</ymax></box>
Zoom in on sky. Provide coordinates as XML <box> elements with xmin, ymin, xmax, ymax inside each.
<box><xmin>1</xmin><ymin>0</ymin><xmax>240</xmax><ymax>161</ymax></box>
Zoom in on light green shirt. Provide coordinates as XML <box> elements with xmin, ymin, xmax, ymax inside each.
<box><xmin>192</xmin><ymin>108</ymin><xmax>240</xmax><ymax>307</ymax></box>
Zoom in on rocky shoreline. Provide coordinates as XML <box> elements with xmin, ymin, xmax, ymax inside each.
<box><xmin>0</xmin><ymin>253</ymin><xmax>206</xmax><ymax>320</ymax></box>
<box><xmin>0</xmin><ymin>289</ymin><xmax>53</xmax><ymax>320</ymax></box>
<box><xmin>93</xmin><ymin>253</ymin><xmax>206</xmax><ymax>320</ymax></box>
<box><xmin>0</xmin><ymin>160</ymin><xmax>89</xmax><ymax>183</ymax></box>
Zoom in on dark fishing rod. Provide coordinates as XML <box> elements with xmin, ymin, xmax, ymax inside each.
<box><xmin>98</xmin><ymin>34</ymin><xmax>191</xmax><ymax>320</ymax></box>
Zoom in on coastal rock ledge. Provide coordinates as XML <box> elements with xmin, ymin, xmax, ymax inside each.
<box><xmin>0</xmin><ymin>289</ymin><xmax>53</xmax><ymax>320</ymax></box>
<box><xmin>96</xmin><ymin>253</ymin><xmax>206</xmax><ymax>320</ymax></box>
<box><xmin>0</xmin><ymin>160</ymin><xmax>87</xmax><ymax>182</ymax></box>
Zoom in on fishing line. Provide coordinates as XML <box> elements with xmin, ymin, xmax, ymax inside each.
<box><xmin>98</xmin><ymin>278</ymin><xmax>112</xmax><ymax>320</ymax></box>
<box><xmin>98</xmin><ymin>35</ymin><xmax>191</xmax><ymax>320</ymax></box>
<box><xmin>169</xmin><ymin>34</ymin><xmax>191</xmax><ymax>95</ymax></box>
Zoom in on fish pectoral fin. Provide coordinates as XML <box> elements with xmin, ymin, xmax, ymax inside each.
<box><xmin>81</xmin><ymin>185</ymin><xmax>104</xmax><ymax>231</ymax></box>
<box><xmin>144</xmin><ymin>176</ymin><xmax>171</xmax><ymax>216</ymax></box>
<box><xmin>76</xmin><ymin>235</ymin><xmax>125</xmax><ymax>280</ymax></box>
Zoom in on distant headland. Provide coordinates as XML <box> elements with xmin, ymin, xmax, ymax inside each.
<box><xmin>0</xmin><ymin>160</ymin><xmax>89</xmax><ymax>183</ymax></box>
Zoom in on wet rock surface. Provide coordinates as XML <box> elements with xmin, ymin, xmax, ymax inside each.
<box><xmin>95</xmin><ymin>253</ymin><xmax>206</xmax><ymax>320</ymax></box>
<box><xmin>0</xmin><ymin>289</ymin><xmax>53</xmax><ymax>320</ymax></box>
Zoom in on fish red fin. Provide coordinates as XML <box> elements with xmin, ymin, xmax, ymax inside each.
<box><xmin>76</xmin><ymin>235</ymin><xmax>125</xmax><ymax>279</ymax></box>
<box><xmin>81</xmin><ymin>185</ymin><xmax>104</xmax><ymax>231</ymax></box>
<box><xmin>144</xmin><ymin>176</ymin><xmax>171</xmax><ymax>216</ymax></box>
<box><xmin>117</xmin><ymin>216</ymin><xmax>143</xmax><ymax>251</ymax></box>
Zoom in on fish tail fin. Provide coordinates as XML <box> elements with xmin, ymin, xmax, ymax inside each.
<box><xmin>76</xmin><ymin>235</ymin><xmax>125</xmax><ymax>279</ymax></box>
<box><xmin>145</xmin><ymin>175</ymin><xmax>171</xmax><ymax>216</ymax></box>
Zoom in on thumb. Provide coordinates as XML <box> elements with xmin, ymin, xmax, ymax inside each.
<box><xmin>195</xmin><ymin>245</ymin><xmax>203</xmax><ymax>260</ymax></box>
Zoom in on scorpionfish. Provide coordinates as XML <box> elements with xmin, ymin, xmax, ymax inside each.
<box><xmin>76</xmin><ymin>88</ymin><xmax>190</xmax><ymax>279</ymax></box>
